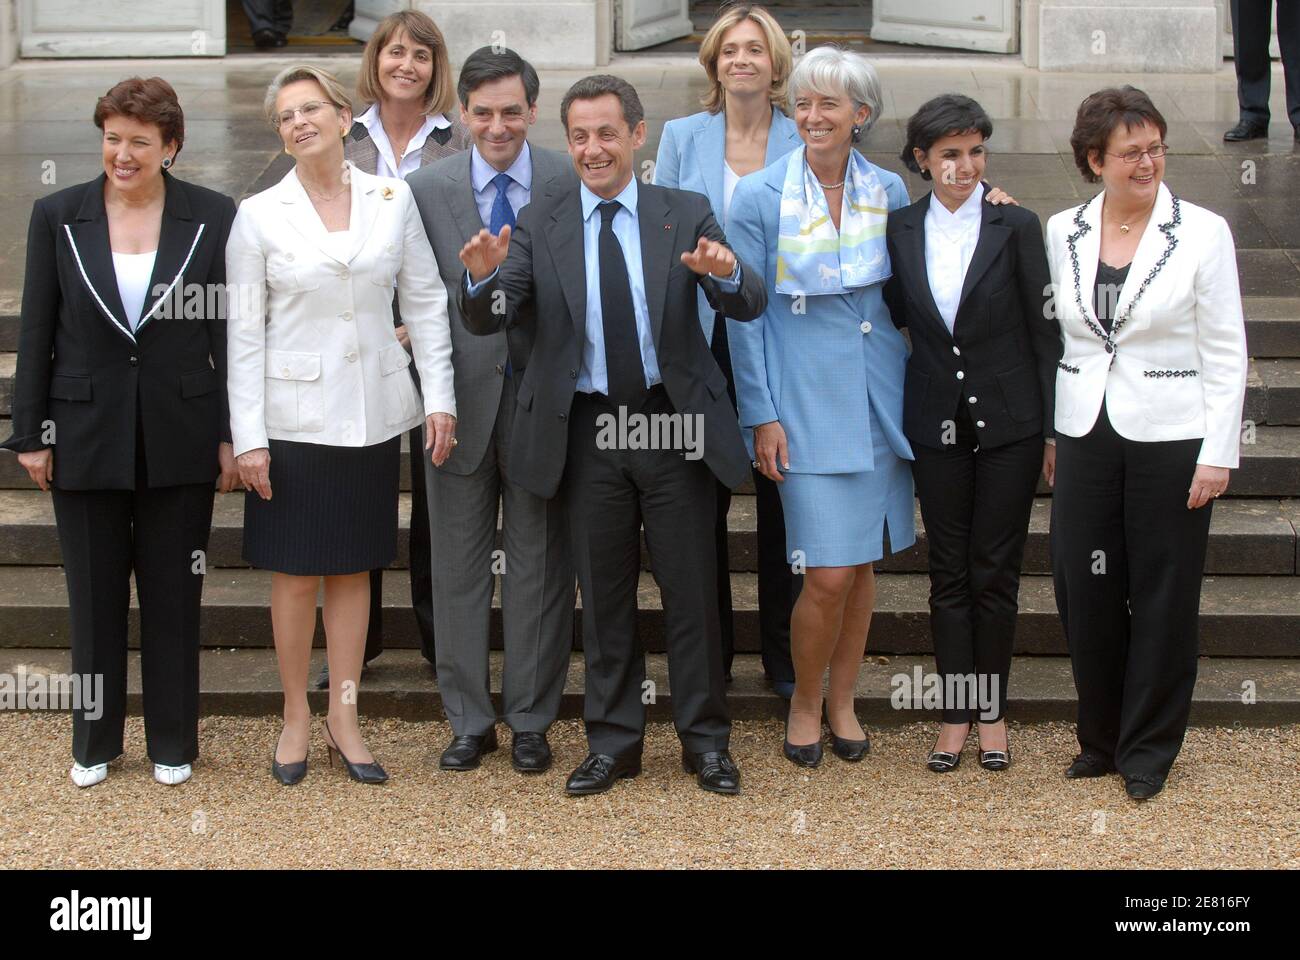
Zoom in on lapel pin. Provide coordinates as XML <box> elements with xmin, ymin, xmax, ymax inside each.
<box><xmin>381</xmin><ymin>186</ymin><xmax>394</xmax><ymax>200</ymax></box>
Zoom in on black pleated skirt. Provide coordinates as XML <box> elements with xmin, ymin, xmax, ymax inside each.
<box><xmin>242</xmin><ymin>436</ymin><xmax>401</xmax><ymax>576</ymax></box>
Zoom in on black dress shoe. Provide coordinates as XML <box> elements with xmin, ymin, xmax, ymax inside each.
<box><xmin>1065</xmin><ymin>752</ymin><xmax>1115</xmax><ymax>778</ymax></box>
<box><xmin>823</xmin><ymin>704</ymin><xmax>870</xmax><ymax>761</ymax></box>
<box><xmin>252</xmin><ymin>28</ymin><xmax>287</xmax><ymax>49</ymax></box>
<box><xmin>682</xmin><ymin>748</ymin><xmax>740</xmax><ymax>794</ymax></box>
<box><xmin>511</xmin><ymin>731</ymin><xmax>552</xmax><ymax>773</ymax></box>
<box><xmin>1224</xmin><ymin>120</ymin><xmax>1268</xmax><ymax>141</ymax></box>
<box><xmin>439</xmin><ymin>728</ymin><xmax>499</xmax><ymax>771</ymax></box>
<box><xmin>782</xmin><ymin>717</ymin><xmax>823</xmax><ymax>768</ymax></box>
<box><xmin>564</xmin><ymin>753</ymin><xmax>641</xmax><ymax>795</ymax></box>
<box><xmin>1124</xmin><ymin>774</ymin><xmax>1164</xmax><ymax>800</ymax></box>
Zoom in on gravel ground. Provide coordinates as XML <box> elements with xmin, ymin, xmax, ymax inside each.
<box><xmin>1</xmin><ymin>714</ymin><xmax>1296</xmax><ymax>869</ymax></box>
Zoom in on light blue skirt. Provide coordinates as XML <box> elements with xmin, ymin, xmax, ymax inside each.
<box><xmin>778</xmin><ymin>406</ymin><xmax>916</xmax><ymax>568</ymax></box>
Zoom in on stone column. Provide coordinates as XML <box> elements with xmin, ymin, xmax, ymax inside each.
<box><xmin>1032</xmin><ymin>0</ymin><xmax>1221</xmax><ymax>72</ymax></box>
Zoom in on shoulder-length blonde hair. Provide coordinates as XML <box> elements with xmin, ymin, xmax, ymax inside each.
<box><xmin>698</xmin><ymin>3</ymin><xmax>792</xmax><ymax>114</ymax></box>
<box><xmin>356</xmin><ymin>10</ymin><xmax>456</xmax><ymax>117</ymax></box>
<box><xmin>264</xmin><ymin>64</ymin><xmax>353</xmax><ymax>126</ymax></box>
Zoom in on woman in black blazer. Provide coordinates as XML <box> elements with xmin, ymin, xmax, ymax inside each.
<box><xmin>884</xmin><ymin>95</ymin><xmax>1060</xmax><ymax>773</ymax></box>
<box><xmin>1</xmin><ymin>77</ymin><xmax>238</xmax><ymax>788</ymax></box>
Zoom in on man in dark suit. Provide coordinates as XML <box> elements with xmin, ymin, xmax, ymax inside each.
<box><xmin>458</xmin><ymin>75</ymin><xmax>766</xmax><ymax>796</ymax></box>
<box><xmin>1225</xmin><ymin>0</ymin><xmax>1300</xmax><ymax>140</ymax></box>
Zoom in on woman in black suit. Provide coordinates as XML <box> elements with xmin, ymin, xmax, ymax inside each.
<box><xmin>2</xmin><ymin>77</ymin><xmax>238</xmax><ymax>788</ymax></box>
<box><xmin>884</xmin><ymin>94</ymin><xmax>1060</xmax><ymax>773</ymax></box>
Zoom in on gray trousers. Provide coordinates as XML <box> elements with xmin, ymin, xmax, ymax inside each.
<box><xmin>425</xmin><ymin>374</ymin><xmax>575</xmax><ymax>737</ymax></box>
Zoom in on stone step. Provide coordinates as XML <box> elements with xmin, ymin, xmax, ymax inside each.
<box><xmin>0</xmin><ymin>490</ymin><xmax>1294</xmax><ymax>575</ymax></box>
<box><xmin>0</xmin><ymin>566</ymin><xmax>1295</xmax><ymax>657</ymax></box>
<box><xmin>3</xmin><ymin>418</ymin><xmax>1299</xmax><ymax>496</ymax></box>
<box><xmin>2</xmin><ymin>647</ymin><xmax>1294</xmax><ymax>726</ymax></box>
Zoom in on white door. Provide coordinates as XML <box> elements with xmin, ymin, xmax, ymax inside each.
<box><xmin>871</xmin><ymin>0</ymin><xmax>1018</xmax><ymax>54</ymax></box>
<box><xmin>20</xmin><ymin>0</ymin><xmax>227</xmax><ymax>57</ymax></box>
<box><xmin>617</xmin><ymin>0</ymin><xmax>693</xmax><ymax>51</ymax></box>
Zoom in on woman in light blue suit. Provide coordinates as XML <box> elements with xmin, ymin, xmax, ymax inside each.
<box><xmin>727</xmin><ymin>46</ymin><xmax>917</xmax><ymax>768</ymax></box>
<box><xmin>654</xmin><ymin>3</ymin><xmax>801</xmax><ymax>697</ymax></box>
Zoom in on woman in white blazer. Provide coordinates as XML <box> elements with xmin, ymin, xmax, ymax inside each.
<box><xmin>226</xmin><ymin>65</ymin><xmax>456</xmax><ymax>785</ymax></box>
<box><xmin>1046</xmin><ymin>87</ymin><xmax>1247</xmax><ymax>801</ymax></box>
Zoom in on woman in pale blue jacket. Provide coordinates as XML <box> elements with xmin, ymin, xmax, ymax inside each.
<box><xmin>654</xmin><ymin>3</ymin><xmax>802</xmax><ymax>697</ymax></box>
<box><xmin>727</xmin><ymin>46</ymin><xmax>917</xmax><ymax>768</ymax></box>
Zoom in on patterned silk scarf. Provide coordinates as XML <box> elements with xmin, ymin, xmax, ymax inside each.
<box><xmin>775</xmin><ymin>145</ymin><xmax>891</xmax><ymax>296</ymax></box>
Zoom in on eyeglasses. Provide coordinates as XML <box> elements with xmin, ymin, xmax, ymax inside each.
<box><xmin>1106</xmin><ymin>144</ymin><xmax>1168</xmax><ymax>163</ymax></box>
<box><xmin>273</xmin><ymin>100</ymin><xmax>332</xmax><ymax>129</ymax></box>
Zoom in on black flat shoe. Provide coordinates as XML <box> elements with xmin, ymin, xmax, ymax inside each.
<box><xmin>511</xmin><ymin>731</ymin><xmax>551</xmax><ymax>773</ymax></box>
<box><xmin>1065</xmin><ymin>752</ymin><xmax>1115</xmax><ymax>779</ymax></box>
<box><xmin>783</xmin><ymin>716</ymin><xmax>823</xmax><ymax>768</ymax></box>
<box><xmin>926</xmin><ymin>723</ymin><xmax>968</xmax><ymax>773</ymax></box>
<box><xmin>440</xmin><ymin>728</ymin><xmax>499</xmax><ymax>771</ymax></box>
<box><xmin>1124</xmin><ymin>774</ymin><xmax>1164</xmax><ymax>801</ymax></box>
<box><xmin>322</xmin><ymin>720</ymin><xmax>388</xmax><ymax>784</ymax></box>
<box><xmin>564</xmin><ymin>753</ymin><xmax>641</xmax><ymax>795</ymax></box>
<box><xmin>822</xmin><ymin>703</ymin><xmax>869</xmax><ymax>761</ymax></box>
<box><xmin>682</xmin><ymin>748</ymin><xmax>740</xmax><ymax>794</ymax></box>
<box><xmin>1224</xmin><ymin>120</ymin><xmax>1268</xmax><ymax>141</ymax></box>
<box><xmin>977</xmin><ymin>723</ymin><xmax>1011</xmax><ymax>771</ymax></box>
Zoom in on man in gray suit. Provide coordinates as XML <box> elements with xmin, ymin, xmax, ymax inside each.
<box><xmin>406</xmin><ymin>47</ymin><xmax>577</xmax><ymax>774</ymax></box>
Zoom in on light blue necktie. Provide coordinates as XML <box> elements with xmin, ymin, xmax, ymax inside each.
<box><xmin>489</xmin><ymin>172</ymin><xmax>516</xmax><ymax>376</ymax></box>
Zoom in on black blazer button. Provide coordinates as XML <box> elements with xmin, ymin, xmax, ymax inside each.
<box><xmin>128</xmin><ymin>356</ymin><xmax>139</xmax><ymax>366</ymax></box>
<box><xmin>495</xmin><ymin>363</ymin><xmax>504</xmax><ymax>375</ymax></box>
<box><xmin>569</xmin><ymin>369</ymin><xmax>577</xmax><ymax>378</ymax></box>
<box><xmin>558</xmin><ymin>413</ymin><xmax>567</xmax><ymax>422</ymax></box>
<box><xmin>1104</xmin><ymin>343</ymin><xmax>1113</xmax><ymax>354</ymax></box>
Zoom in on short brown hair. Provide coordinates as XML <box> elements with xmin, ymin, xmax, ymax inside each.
<box><xmin>357</xmin><ymin>11</ymin><xmax>455</xmax><ymax>117</ymax></box>
<box><xmin>698</xmin><ymin>4</ymin><xmax>792</xmax><ymax>114</ymax></box>
<box><xmin>93</xmin><ymin>77</ymin><xmax>185</xmax><ymax>159</ymax></box>
<box><xmin>1069</xmin><ymin>85</ymin><xmax>1167</xmax><ymax>183</ymax></box>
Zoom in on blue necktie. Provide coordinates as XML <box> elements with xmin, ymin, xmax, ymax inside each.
<box><xmin>489</xmin><ymin>172</ymin><xmax>516</xmax><ymax>376</ymax></box>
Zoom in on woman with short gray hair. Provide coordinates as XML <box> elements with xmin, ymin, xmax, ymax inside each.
<box><xmin>727</xmin><ymin>46</ymin><xmax>916</xmax><ymax>768</ymax></box>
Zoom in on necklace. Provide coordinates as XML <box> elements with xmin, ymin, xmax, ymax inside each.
<box><xmin>817</xmin><ymin>179</ymin><xmax>845</xmax><ymax>190</ymax></box>
<box><xmin>301</xmin><ymin>179</ymin><xmax>348</xmax><ymax>202</ymax></box>
<box><xmin>1106</xmin><ymin>205</ymin><xmax>1152</xmax><ymax>235</ymax></box>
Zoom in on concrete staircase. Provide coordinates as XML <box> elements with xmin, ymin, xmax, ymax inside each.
<box><xmin>2</xmin><ymin>294</ymin><xmax>1298</xmax><ymax>726</ymax></box>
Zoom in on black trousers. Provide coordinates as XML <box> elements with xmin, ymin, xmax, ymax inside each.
<box><xmin>1051</xmin><ymin>402</ymin><xmax>1211</xmax><ymax>782</ymax></box>
<box><xmin>367</xmin><ymin>421</ymin><xmax>435</xmax><ymax>664</ymax></box>
<box><xmin>563</xmin><ymin>387</ymin><xmax>731</xmax><ymax>758</ymax></box>
<box><xmin>52</xmin><ymin>455</ymin><xmax>214</xmax><ymax>767</ymax></box>
<box><xmin>1231</xmin><ymin>0</ymin><xmax>1300</xmax><ymax>127</ymax></box>
<box><xmin>709</xmin><ymin>314</ymin><xmax>797</xmax><ymax>682</ymax></box>
<box><xmin>912</xmin><ymin>407</ymin><xmax>1042</xmax><ymax>723</ymax></box>
<box><xmin>240</xmin><ymin>0</ymin><xmax>293</xmax><ymax>35</ymax></box>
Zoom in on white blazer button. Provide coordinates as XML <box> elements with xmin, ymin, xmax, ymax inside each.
<box><xmin>952</xmin><ymin>345</ymin><xmax>961</xmax><ymax>356</ymax></box>
<box><xmin>281</xmin><ymin>367</ymin><xmax>290</xmax><ymax>377</ymax></box>
<box><xmin>340</xmin><ymin>268</ymin><xmax>350</xmax><ymax>279</ymax></box>
<box><xmin>345</xmin><ymin>352</ymin><xmax>357</xmax><ymax>362</ymax></box>
<box><xmin>286</xmin><ymin>253</ymin><xmax>295</xmax><ymax>262</ymax></box>
<box><xmin>859</xmin><ymin>321</ymin><xmax>872</xmax><ymax>333</ymax></box>
<box><xmin>956</xmin><ymin>371</ymin><xmax>965</xmax><ymax>380</ymax></box>
<box><xmin>976</xmin><ymin>420</ymin><xmax>986</xmax><ymax>428</ymax></box>
<box><xmin>341</xmin><ymin>311</ymin><xmax>352</xmax><ymax>321</ymax></box>
<box><xmin>968</xmin><ymin>396</ymin><xmax>977</xmax><ymax>404</ymax></box>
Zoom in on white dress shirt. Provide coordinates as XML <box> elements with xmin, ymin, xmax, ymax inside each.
<box><xmin>722</xmin><ymin>161</ymin><xmax>741</xmax><ymax>224</ymax></box>
<box><xmin>924</xmin><ymin>181</ymin><xmax>984</xmax><ymax>333</ymax></box>
<box><xmin>112</xmin><ymin>250</ymin><xmax>156</xmax><ymax>331</ymax></box>
<box><xmin>357</xmin><ymin>104</ymin><xmax>451</xmax><ymax>181</ymax></box>
<box><xmin>470</xmin><ymin>141</ymin><xmax>532</xmax><ymax>227</ymax></box>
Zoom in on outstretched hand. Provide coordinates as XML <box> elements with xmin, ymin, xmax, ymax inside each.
<box><xmin>459</xmin><ymin>225</ymin><xmax>511</xmax><ymax>283</ymax></box>
<box><xmin>681</xmin><ymin>236</ymin><xmax>737</xmax><ymax>279</ymax></box>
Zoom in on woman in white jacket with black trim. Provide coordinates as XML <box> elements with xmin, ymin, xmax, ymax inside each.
<box><xmin>226</xmin><ymin>65</ymin><xmax>455</xmax><ymax>785</ymax></box>
<box><xmin>1046</xmin><ymin>86</ymin><xmax>1247</xmax><ymax>802</ymax></box>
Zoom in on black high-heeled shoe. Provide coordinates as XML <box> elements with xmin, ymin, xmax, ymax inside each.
<box><xmin>783</xmin><ymin>715</ymin><xmax>823</xmax><ymax>768</ymax></box>
<box><xmin>977</xmin><ymin>721</ymin><xmax>1011</xmax><ymax>771</ymax></box>
<box><xmin>822</xmin><ymin>703</ymin><xmax>870</xmax><ymax>761</ymax></box>
<box><xmin>926</xmin><ymin>722</ymin><xmax>969</xmax><ymax>773</ymax></box>
<box><xmin>271</xmin><ymin>727</ymin><xmax>308</xmax><ymax>785</ymax></box>
<box><xmin>322</xmin><ymin>719</ymin><xmax>389</xmax><ymax>784</ymax></box>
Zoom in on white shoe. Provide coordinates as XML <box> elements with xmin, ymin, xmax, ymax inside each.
<box><xmin>70</xmin><ymin>762</ymin><xmax>108</xmax><ymax>788</ymax></box>
<box><xmin>153</xmin><ymin>763</ymin><xmax>192</xmax><ymax>786</ymax></box>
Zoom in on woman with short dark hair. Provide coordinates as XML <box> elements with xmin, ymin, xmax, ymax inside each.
<box><xmin>2</xmin><ymin>76</ymin><xmax>239</xmax><ymax>788</ymax></box>
<box><xmin>1047</xmin><ymin>86</ymin><xmax>1247</xmax><ymax>800</ymax></box>
<box><xmin>885</xmin><ymin>94</ymin><xmax>1060</xmax><ymax>773</ymax></box>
